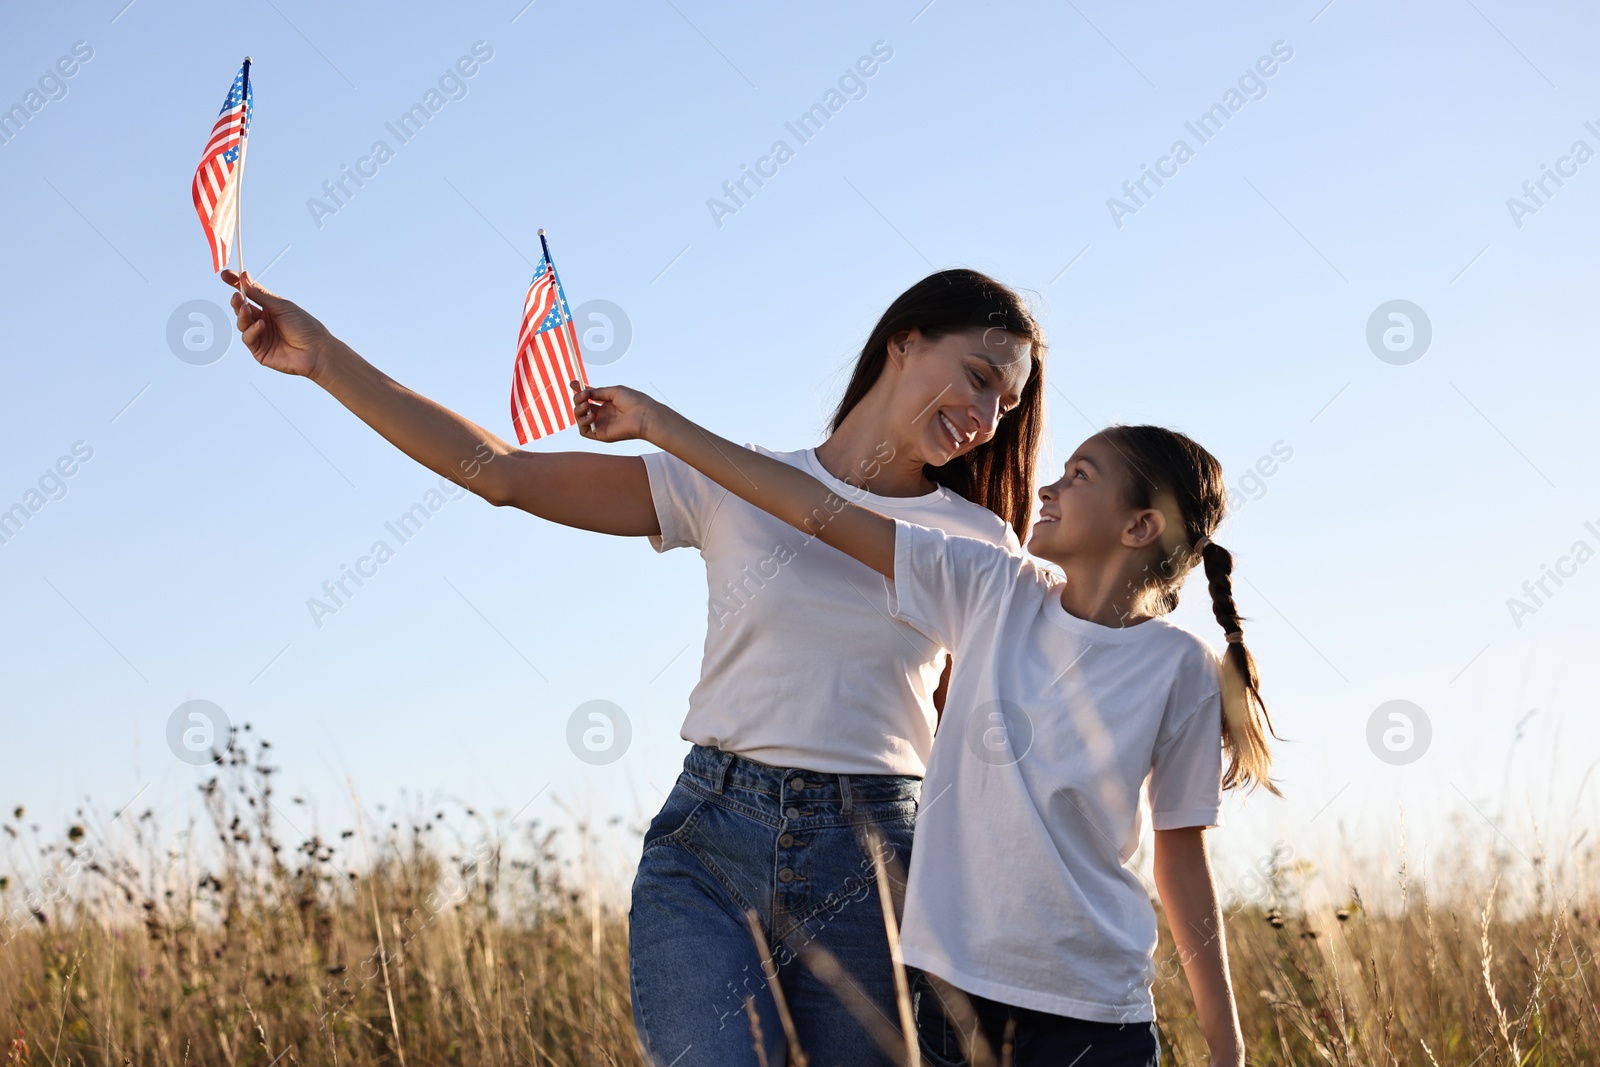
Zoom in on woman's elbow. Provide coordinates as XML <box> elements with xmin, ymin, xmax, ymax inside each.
<box><xmin>467</xmin><ymin>448</ymin><xmax>530</xmax><ymax>508</ymax></box>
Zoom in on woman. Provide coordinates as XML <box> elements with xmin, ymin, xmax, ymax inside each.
<box><xmin>221</xmin><ymin>265</ymin><xmax>1046</xmax><ymax>1066</ymax></box>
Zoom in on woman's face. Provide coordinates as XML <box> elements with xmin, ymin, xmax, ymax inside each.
<box><xmin>889</xmin><ymin>327</ymin><xmax>1032</xmax><ymax>466</ymax></box>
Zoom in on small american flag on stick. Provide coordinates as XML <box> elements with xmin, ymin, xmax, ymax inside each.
<box><xmin>510</xmin><ymin>231</ymin><xmax>590</xmax><ymax>443</ymax></box>
<box><xmin>192</xmin><ymin>58</ymin><xmax>253</xmax><ymax>273</ymax></box>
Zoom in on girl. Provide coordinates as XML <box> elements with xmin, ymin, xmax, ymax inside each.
<box><xmin>221</xmin><ymin>267</ymin><xmax>1046</xmax><ymax>1066</ymax></box>
<box><xmin>574</xmin><ymin>383</ymin><xmax>1279</xmax><ymax>1067</ymax></box>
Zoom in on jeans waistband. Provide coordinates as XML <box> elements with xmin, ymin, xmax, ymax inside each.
<box><xmin>681</xmin><ymin>744</ymin><xmax>920</xmax><ymax>815</ymax></box>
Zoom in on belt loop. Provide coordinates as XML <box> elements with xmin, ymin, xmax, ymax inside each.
<box><xmin>712</xmin><ymin>750</ymin><xmax>734</xmax><ymax>795</ymax></box>
<box><xmin>838</xmin><ymin>774</ymin><xmax>853</xmax><ymax>815</ymax></box>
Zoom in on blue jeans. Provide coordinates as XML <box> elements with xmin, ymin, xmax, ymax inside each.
<box><xmin>629</xmin><ymin>744</ymin><xmax>921</xmax><ymax>1066</ymax></box>
<box><xmin>912</xmin><ymin>968</ymin><xmax>1160</xmax><ymax>1067</ymax></box>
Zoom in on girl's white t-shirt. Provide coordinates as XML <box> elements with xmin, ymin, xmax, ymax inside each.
<box><xmin>643</xmin><ymin>447</ymin><xmax>1022</xmax><ymax>777</ymax></box>
<box><xmin>888</xmin><ymin>519</ymin><xmax>1225</xmax><ymax>1024</ymax></box>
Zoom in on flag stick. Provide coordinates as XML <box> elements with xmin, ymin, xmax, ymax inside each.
<box><xmin>232</xmin><ymin>56</ymin><xmax>253</xmax><ymax>310</ymax></box>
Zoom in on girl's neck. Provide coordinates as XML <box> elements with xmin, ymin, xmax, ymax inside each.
<box><xmin>815</xmin><ymin>400</ymin><xmax>935</xmax><ymax>498</ymax></box>
<box><xmin>1055</xmin><ymin>557</ymin><xmax>1157</xmax><ymax>629</ymax></box>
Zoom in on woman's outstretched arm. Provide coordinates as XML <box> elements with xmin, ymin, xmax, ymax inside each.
<box><xmin>575</xmin><ymin>382</ymin><xmax>895</xmax><ymax>578</ymax></box>
<box><xmin>223</xmin><ymin>270</ymin><xmax>658</xmax><ymax>536</ymax></box>
<box><xmin>1153</xmin><ymin>827</ymin><xmax>1245</xmax><ymax>1067</ymax></box>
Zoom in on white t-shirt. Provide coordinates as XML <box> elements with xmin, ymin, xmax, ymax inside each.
<box><xmin>888</xmin><ymin>519</ymin><xmax>1225</xmax><ymax>1024</ymax></box>
<box><xmin>643</xmin><ymin>446</ymin><xmax>1021</xmax><ymax>777</ymax></box>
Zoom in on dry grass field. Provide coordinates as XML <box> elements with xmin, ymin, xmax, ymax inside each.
<box><xmin>2</xmin><ymin>735</ymin><xmax>1594</xmax><ymax>1066</ymax></box>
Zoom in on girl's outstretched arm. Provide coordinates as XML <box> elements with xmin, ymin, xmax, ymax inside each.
<box><xmin>1153</xmin><ymin>827</ymin><xmax>1245</xmax><ymax>1067</ymax></box>
<box><xmin>574</xmin><ymin>383</ymin><xmax>896</xmax><ymax>578</ymax></box>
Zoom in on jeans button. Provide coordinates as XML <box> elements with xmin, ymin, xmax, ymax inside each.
<box><xmin>778</xmin><ymin>867</ymin><xmax>796</xmax><ymax>883</ymax></box>
<box><xmin>785</xmin><ymin>806</ymin><xmax>799</xmax><ymax>819</ymax></box>
<box><xmin>778</xmin><ymin>833</ymin><xmax>795</xmax><ymax>847</ymax></box>
<box><xmin>789</xmin><ymin>776</ymin><xmax>807</xmax><ymax>790</ymax></box>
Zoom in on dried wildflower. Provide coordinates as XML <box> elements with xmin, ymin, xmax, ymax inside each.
<box><xmin>11</xmin><ymin>806</ymin><xmax>22</xmax><ymax>820</ymax></box>
<box><xmin>67</xmin><ymin>825</ymin><xmax>84</xmax><ymax>842</ymax></box>
<box><xmin>1335</xmin><ymin>908</ymin><xmax>1350</xmax><ymax>922</ymax></box>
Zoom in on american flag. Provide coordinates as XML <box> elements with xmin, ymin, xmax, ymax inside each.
<box><xmin>511</xmin><ymin>235</ymin><xmax>589</xmax><ymax>443</ymax></box>
<box><xmin>192</xmin><ymin>60</ymin><xmax>253</xmax><ymax>273</ymax></box>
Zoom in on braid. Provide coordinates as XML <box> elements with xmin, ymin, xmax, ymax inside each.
<box><xmin>1199</xmin><ymin>540</ymin><xmax>1281</xmax><ymax>796</ymax></box>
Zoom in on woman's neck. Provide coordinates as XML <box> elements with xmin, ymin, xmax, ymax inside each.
<box><xmin>814</xmin><ymin>401</ymin><xmax>935</xmax><ymax>498</ymax></box>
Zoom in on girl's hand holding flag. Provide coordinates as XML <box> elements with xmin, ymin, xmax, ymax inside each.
<box><xmin>570</xmin><ymin>382</ymin><xmax>658</xmax><ymax>444</ymax></box>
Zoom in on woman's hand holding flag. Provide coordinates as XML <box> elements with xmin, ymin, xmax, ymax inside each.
<box><xmin>222</xmin><ymin>269</ymin><xmax>333</xmax><ymax>381</ymax></box>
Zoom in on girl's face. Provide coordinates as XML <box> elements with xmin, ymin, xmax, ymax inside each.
<box><xmin>889</xmin><ymin>327</ymin><xmax>1031</xmax><ymax>467</ymax></box>
<box><xmin>1029</xmin><ymin>434</ymin><xmax>1142</xmax><ymax>563</ymax></box>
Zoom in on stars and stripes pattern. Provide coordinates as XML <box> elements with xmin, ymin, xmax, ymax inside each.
<box><xmin>192</xmin><ymin>60</ymin><xmax>253</xmax><ymax>272</ymax></box>
<box><xmin>511</xmin><ymin>240</ymin><xmax>589</xmax><ymax>443</ymax></box>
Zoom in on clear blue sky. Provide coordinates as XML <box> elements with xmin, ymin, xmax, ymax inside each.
<box><xmin>3</xmin><ymin>0</ymin><xmax>1596</xmax><ymax>908</ymax></box>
